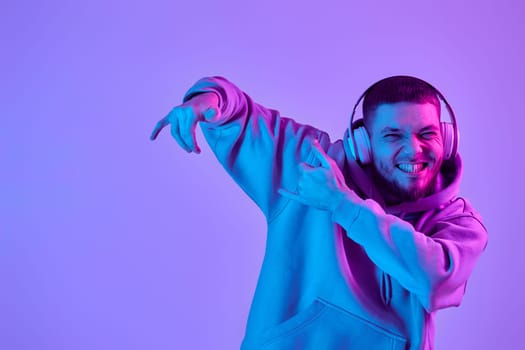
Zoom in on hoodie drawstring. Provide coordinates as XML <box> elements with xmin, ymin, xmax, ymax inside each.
<box><xmin>381</xmin><ymin>272</ymin><xmax>392</xmax><ymax>306</ymax></box>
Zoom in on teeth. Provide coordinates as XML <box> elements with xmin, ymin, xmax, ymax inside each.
<box><xmin>397</xmin><ymin>163</ymin><xmax>425</xmax><ymax>173</ymax></box>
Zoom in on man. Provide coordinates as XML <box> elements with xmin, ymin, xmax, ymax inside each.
<box><xmin>150</xmin><ymin>76</ymin><xmax>487</xmax><ymax>349</ymax></box>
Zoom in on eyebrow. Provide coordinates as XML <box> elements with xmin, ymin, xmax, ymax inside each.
<box><xmin>419</xmin><ymin>125</ymin><xmax>440</xmax><ymax>132</ymax></box>
<box><xmin>380</xmin><ymin>125</ymin><xmax>440</xmax><ymax>134</ymax></box>
<box><xmin>380</xmin><ymin>127</ymin><xmax>401</xmax><ymax>135</ymax></box>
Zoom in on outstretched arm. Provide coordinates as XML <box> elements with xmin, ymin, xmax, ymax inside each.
<box><xmin>151</xmin><ymin>76</ymin><xmax>323</xmax><ymax>221</ymax></box>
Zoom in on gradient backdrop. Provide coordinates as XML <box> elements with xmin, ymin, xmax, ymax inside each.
<box><xmin>3</xmin><ymin>0</ymin><xmax>523</xmax><ymax>349</ymax></box>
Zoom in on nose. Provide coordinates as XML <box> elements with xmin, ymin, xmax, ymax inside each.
<box><xmin>401</xmin><ymin>135</ymin><xmax>423</xmax><ymax>158</ymax></box>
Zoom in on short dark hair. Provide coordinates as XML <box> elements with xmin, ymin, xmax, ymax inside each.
<box><xmin>362</xmin><ymin>76</ymin><xmax>440</xmax><ymax>129</ymax></box>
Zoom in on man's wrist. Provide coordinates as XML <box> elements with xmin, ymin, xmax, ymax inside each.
<box><xmin>186</xmin><ymin>92</ymin><xmax>222</xmax><ymax>123</ymax></box>
<box><xmin>189</xmin><ymin>92</ymin><xmax>219</xmax><ymax>110</ymax></box>
<box><xmin>331</xmin><ymin>189</ymin><xmax>362</xmax><ymax>228</ymax></box>
<box><xmin>200</xmin><ymin>92</ymin><xmax>220</xmax><ymax>110</ymax></box>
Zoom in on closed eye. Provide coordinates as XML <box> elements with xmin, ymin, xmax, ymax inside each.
<box><xmin>384</xmin><ymin>133</ymin><xmax>400</xmax><ymax>140</ymax></box>
<box><xmin>420</xmin><ymin>131</ymin><xmax>438</xmax><ymax>140</ymax></box>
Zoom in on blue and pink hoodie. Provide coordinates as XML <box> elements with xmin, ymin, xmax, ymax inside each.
<box><xmin>182</xmin><ymin>76</ymin><xmax>488</xmax><ymax>350</ymax></box>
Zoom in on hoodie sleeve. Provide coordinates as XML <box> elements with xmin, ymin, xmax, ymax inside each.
<box><xmin>332</xmin><ymin>195</ymin><xmax>488</xmax><ymax>312</ymax></box>
<box><xmin>183</xmin><ymin>76</ymin><xmax>320</xmax><ymax>221</ymax></box>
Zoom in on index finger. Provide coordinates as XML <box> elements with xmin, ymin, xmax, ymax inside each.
<box><xmin>311</xmin><ymin>140</ymin><xmax>331</xmax><ymax>168</ymax></box>
<box><xmin>150</xmin><ymin>117</ymin><xmax>169</xmax><ymax>140</ymax></box>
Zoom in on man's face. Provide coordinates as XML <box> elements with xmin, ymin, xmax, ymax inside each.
<box><xmin>367</xmin><ymin>102</ymin><xmax>444</xmax><ymax>204</ymax></box>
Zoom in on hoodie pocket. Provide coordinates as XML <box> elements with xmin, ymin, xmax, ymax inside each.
<box><xmin>260</xmin><ymin>299</ymin><xmax>328</xmax><ymax>347</ymax></box>
<box><xmin>260</xmin><ymin>298</ymin><xmax>407</xmax><ymax>350</ymax></box>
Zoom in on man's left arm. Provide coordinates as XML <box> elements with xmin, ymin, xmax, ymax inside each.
<box><xmin>332</xmin><ymin>194</ymin><xmax>488</xmax><ymax>313</ymax></box>
<box><xmin>280</xmin><ymin>139</ymin><xmax>488</xmax><ymax>313</ymax></box>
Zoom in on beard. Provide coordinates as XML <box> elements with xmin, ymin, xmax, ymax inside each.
<box><xmin>370</xmin><ymin>162</ymin><xmax>441</xmax><ymax>204</ymax></box>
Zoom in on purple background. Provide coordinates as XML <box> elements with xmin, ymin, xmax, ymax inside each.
<box><xmin>2</xmin><ymin>0</ymin><xmax>523</xmax><ymax>348</ymax></box>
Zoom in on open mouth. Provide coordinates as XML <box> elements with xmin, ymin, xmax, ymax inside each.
<box><xmin>396</xmin><ymin>162</ymin><xmax>428</xmax><ymax>174</ymax></box>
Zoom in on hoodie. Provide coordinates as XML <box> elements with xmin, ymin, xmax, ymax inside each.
<box><xmin>182</xmin><ymin>76</ymin><xmax>488</xmax><ymax>350</ymax></box>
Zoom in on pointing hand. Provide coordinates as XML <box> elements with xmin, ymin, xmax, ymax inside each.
<box><xmin>278</xmin><ymin>139</ymin><xmax>357</xmax><ymax>211</ymax></box>
<box><xmin>150</xmin><ymin>92</ymin><xmax>220</xmax><ymax>154</ymax></box>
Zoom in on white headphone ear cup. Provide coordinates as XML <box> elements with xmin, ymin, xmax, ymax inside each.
<box><xmin>354</xmin><ymin>126</ymin><xmax>372</xmax><ymax>165</ymax></box>
<box><xmin>440</xmin><ymin>122</ymin><xmax>454</xmax><ymax>160</ymax></box>
<box><xmin>347</xmin><ymin>130</ymin><xmax>358</xmax><ymax>161</ymax></box>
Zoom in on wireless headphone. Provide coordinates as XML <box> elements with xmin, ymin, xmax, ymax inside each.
<box><xmin>347</xmin><ymin>75</ymin><xmax>459</xmax><ymax>165</ymax></box>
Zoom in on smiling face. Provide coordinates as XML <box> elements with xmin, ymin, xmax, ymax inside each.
<box><xmin>366</xmin><ymin>102</ymin><xmax>444</xmax><ymax>204</ymax></box>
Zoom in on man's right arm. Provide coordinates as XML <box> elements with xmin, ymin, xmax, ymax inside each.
<box><xmin>151</xmin><ymin>76</ymin><xmax>324</xmax><ymax>221</ymax></box>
